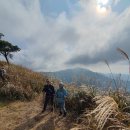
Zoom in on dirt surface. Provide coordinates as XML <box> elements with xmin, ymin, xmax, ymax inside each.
<box><xmin>0</xmin><ymin>96</ymin><xmax>73</xmax><ymax>130</ymax></box>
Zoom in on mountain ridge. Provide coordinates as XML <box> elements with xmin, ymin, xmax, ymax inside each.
<box><xmin>42</xmin><ymin>67</ymin><xmax>111</xmax><ymax>87</ymax></box>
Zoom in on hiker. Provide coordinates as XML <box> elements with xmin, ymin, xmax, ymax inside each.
<box><xmin>0</xmin><ymin>67</ymin><xmax>6</xmax><ymax>82</ymax></box>
<box><xmin>42</xmin><ymin>79</ymin><xmax>55</xmax><ymax>113</ymax></box>
<box><xmin>56</xmin><ymin>82</ymin><xmax>68</xmax><ymax>117</ymax></box>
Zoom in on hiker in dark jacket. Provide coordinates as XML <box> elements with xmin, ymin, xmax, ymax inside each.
<box><xmin>42</xmin><ymin>79</ymin><xmax>55</xmax><ymax>113</ymax></box>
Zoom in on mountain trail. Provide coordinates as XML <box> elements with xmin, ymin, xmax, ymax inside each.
<box><xmin>0</xmin><ymin>95</ymin><xmax>73</xmax><ymax>130</ymax></box>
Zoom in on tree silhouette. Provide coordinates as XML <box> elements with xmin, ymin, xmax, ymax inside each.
<box><xmin>0</xmin><ymin>33</ymin><xmax>4</xmax><ymax>39</ymax></box>
<box><xmin>0</xmin><ymin>40</ymin><xmax>20</xmax><ymax>64</ymax></box>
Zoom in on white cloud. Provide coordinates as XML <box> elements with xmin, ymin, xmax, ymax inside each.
<box><xmin>114</xmin><ymin>0</ymin><xmax>121</xmax><ymax>5</ymax></box>
<box><xmin>0</xmin><ymin>0</ymin><xmax>130</xmax><ymax>73</ymax></box>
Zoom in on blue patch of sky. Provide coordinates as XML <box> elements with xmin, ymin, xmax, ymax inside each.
<box><xmin>112</xmin><ymin>0</ymin><xmax>130</xmax><ymax>13</ymax></box>
<box><xmin>40</xmin><ymin>0</ymin><xmax>130</xmax><ymax>17</ymax></box>
<box><xmin>4</xmin><ymin>35</ymin><xmax>28</xmax><ymax>49</ymax></box>
<box><xmin>40</xmin><ymin>0</ymin><xmax>80</xmax><ymax>18</ymax></box>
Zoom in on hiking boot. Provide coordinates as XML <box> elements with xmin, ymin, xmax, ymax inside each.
<box><xmin>59</xmin><ymin>111</ymin><xmax>62</xmax><ymax>116</ymax></box>
<box><xmin>63</xmin><ymin>112</ymin><xmax>67</xmax><ymax>117</ymax></box>
<box><xmin>51</xmin><ymin>108</ymin><xmax>53</xmax><ymax>112</ymax></box>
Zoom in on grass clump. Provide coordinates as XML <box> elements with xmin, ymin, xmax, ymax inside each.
<box><xmin>109</xmin><ymin>90</ymin><xmax>129</xmax><ymax>111</ymax></box>
<box><xmin>72</xmin><ymin>95</ymin><xmax>130</xmax><ymax>130</ymax></box>
<box><xmin>65</xmin><ymin>86</ymin><xmax>95</xmax><ymax>117</ymax></box>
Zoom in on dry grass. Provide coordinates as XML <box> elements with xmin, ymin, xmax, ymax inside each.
<box><xmin>89</xmin><ymin>96</ymin><xmax>119</xmax><ymax>130</ymax></box>
<box><xmin>65</xmin><ymin>89</ymin><xmax>95</xmax><ymax>117</ymax></box>
<box><xmin>73</xmin><ymin>96</ymin><xmax>130</xmax><ymax>130</ymax></box>
<box><xmin>0</xmin><ymin>61</ymin><xmax>46</xmax><ymax>100</ymax></box>
<box><xmin>109</xmin><ymin>90</ymin><xmax>129</xmax><ymax>111</ymax></box>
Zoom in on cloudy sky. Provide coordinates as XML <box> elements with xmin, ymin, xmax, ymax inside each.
<box><xmin>0</xmin><ymin>0</ymin><xmax>130</xmax><ymax>74</ymax></box>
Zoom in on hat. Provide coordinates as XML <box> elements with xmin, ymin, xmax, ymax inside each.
<box><xmin>59</xmin><ymin>82</ymin><xmax>64</xmax><ymax>87</ymax></box>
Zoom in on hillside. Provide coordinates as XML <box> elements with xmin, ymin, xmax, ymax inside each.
<box><xmin>42</xmin><ymin>68</ymin><xmax>110</xmax><ymax>87</ymax></box>
<box><xmin>0</xmin><ymin>61</ymin><xmax>45</xmax><ymax>100</ymax></box>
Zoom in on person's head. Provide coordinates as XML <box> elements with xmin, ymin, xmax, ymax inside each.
<box><xmin>50</xmin><ymin>81</ymin><xmax>53</xmax><ymax>85</ymax></box>
<box><xmin>46</xmin><ymin>79</ymin><xmax>50</xmax><ymax>85</ymax></box>
<box><xmin>59</xmin><ymin>82</ymin><xmax>64</xmax><ymax>89</ymax></box>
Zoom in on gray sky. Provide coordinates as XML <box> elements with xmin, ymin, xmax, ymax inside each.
<box><xmin>0</xmin><ymin>0</ymin><xmax>130</xmax><ymax>74</ymax></box>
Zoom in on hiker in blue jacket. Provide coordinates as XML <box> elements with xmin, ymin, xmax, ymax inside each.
<box><xmin>56</xmin><ymin>82</ymin><xmax>68</xmax><ymax>117</ymax></box>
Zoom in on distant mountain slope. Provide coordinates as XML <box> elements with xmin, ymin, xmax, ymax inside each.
<box><xmin>104</xmin><ymin>73</ymin><xmax>130</xmax><ymax>90</ymax></box>
<box><xmin>42</xmin><ymin>68</ymin><xmax>111</xmax><ymax>87</ymax></box>
<box><xmin>105</xmin><ymin>73</ymin><xmax>130</xmax><ymax>81</ymax></box>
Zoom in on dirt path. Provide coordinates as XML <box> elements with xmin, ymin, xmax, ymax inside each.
<box><xmin>0</xmin><ymin>96</ymin><xmax>73</xmax><ymax>130</ymax></box>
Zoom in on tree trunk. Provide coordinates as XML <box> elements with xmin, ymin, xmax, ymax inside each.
<box><xmin>4</xmin><ymin>53</ymin><xmax>9</xmax><ymax>65</ymax></box>
<box><xmin>5</xmin><ymin>55</ymin><xmax>9</xmax><ymax>65</ymax></box>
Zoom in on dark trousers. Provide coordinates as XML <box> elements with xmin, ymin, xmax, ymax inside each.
<box><xmin>43</xmin><ymin>95</ymin><xmax>54</xmax><ymax>111</ymax></box>
<box><xmin>0</xmin><ymin>75</ymin><xmax>5</xmax><ymax>82</ymax></box>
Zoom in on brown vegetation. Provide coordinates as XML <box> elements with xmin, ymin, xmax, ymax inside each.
<box><xmin>0</xmin><ymin>60</ymin><xmax>130</xmax><ymax>130</ymax></box>
<box><xmin>0</xmin><ymin>61</ymin><xmax>45</xmax><ymax>100</ymax></box>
